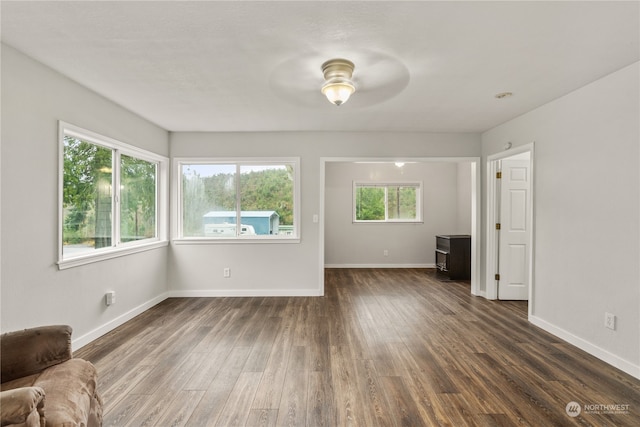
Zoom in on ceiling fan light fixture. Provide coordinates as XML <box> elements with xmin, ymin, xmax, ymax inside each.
<box><xmin>321</xmin><ymin>58</ymin><xmax>355</xmax><ymax>106</ymax></box>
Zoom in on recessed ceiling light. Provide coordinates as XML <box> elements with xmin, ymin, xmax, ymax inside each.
<box><xmin>495</xmin><ymin>92</ymin><xmax>513</xmax><ymax>99</ymax></box>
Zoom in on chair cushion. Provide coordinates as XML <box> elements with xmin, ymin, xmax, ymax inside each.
<box><xmin>0</xmin><ymin>374</ymin><xmax>40</xmax><ymax>391</ymax></box>
<box><xmin>1</xmin><ymin>326</ymin><xmax>72</xmax><ymax>383</ymax></box>
<box><xmin>0</xmin><ymin>387</ymin><xmax>45</xmax><ymax>426</ymax></box>
<box><xmin>32</xmin><ymin>359</ymin><xmax>98</xmax><ymax>426</ymax></box>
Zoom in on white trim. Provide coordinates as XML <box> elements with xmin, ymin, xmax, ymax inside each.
<box><xmin>72</xmin><ymin>292</ymin><xmax>169</xmax><ymax>351</ymax></box>
<box><xmin>475</xmin><ymin>289</ymin><xmax>487</xmax><ymax>298</ymax></box>
<box><xmin>58</xmin><ymin>123</ymin><xmax>66</xmax><ymax>264</ymax></box>
<box><xmin>318</xmin><ymin>160</ymin><xmax>327</xmax><ymax>296</ymax></box>
<box><xmin>73</xmin><ymin>283</ymin><xmax>319</xmax><ymax>349</ymax></box>
<box><xmin>172</xmin><ymin>157</ymin><xmax>300</xmax><ymax>241</ymax></box>
<box><xmin>114</xmin><ymin>149</ymin><xmax>121</xmax><ymax>246</ymax></box>
<box><xmin>165</xmin><ymin>289</ymin><xmax>322</xmax><ymax>298</ymax></box>
<box><xmin>530</xmin><ymin>315</ymin><xmax>640</xmax><ymax>380</ymax></box>
<box><xmin>485</xmin><ymin>159</ymin><xmax>500</xmax><ymax>300</ymax></box>
<box><xmin>58</xmin><ymin>241</ymin><xmax>168</xmax><ymax>270</ymax></box>
<box><xmin>325</xmin><ymin>263</ymin><xmax>436</xmax><ymax>269</ymax></box>
<box><xmin>58</xmin><ymin>121</ymin><xmax>169</xmax><ymax>269</ymax></box>
<box><xmin>485</xmin><ymin>143</ymin><xmax>535</xmax><ymax>307</ymax></box>
<box><xmin>470</xmin><ymin>160</ymin><xmax>482</xmax><ymax>296</ymax></box>
<box><xmin>172</xmin><ymin>237</ymin><xmax>300</xmax><ymax>245</ymax></box>
<box><xmin>61</xmin><ymin>121</ymin><xmax>167</xmax><ymax>162</ymax></box>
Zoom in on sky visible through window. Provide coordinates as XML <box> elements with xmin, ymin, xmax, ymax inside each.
<box><xmin>183</xmin><ymin>164</ymin><xmax>286</xmax><ymax>178</ymax></box>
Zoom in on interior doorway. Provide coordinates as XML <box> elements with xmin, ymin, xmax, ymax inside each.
<box><xmin>486</xmin><ymin>144</ymin><xmax>534</xmax><ymax>304</ymax></box>
<box><xmin>319</xmin><ymin>157</ymin><xmax>481</xmax><ymax>296</ymax></box>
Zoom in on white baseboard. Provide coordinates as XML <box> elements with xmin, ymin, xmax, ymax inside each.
<box><xmin>72</xmin><ymin>293</ymin><xmax>169</xmax><ymax>351</ymax></box>
<box><xmin>325</xmin><ymin>263</ymin><xmax>435</xmax><ymax>269</ymax></box>
<box><xmin>472</xmin><ymin>289</ymin><xmax>486</xmax><ymax>298</ymax></box>
<box><xmin>529</xmin><ymin>315</ymin><xmax>640</xmax><ymax>380</ymax></box>
<box><xmin>165</xmin><ymin>289</ymin><xmax>323</xmax><ymax>298</ymax></box>
<box><xmin>73</xmin><ymin>287</ymin><xmax>323</xmax><ymax>349</ymax></box>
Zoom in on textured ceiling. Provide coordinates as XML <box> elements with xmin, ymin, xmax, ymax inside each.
<box><xmin>2</xmin><ymin>1</ymin><xmax>639</xmax><ymax>132</ymax></box>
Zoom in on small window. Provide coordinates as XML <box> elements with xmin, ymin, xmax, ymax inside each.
<box><xmin>59</xmin><ymin>122</ymin><xmax>168</xmax><ymax>268</ymax></box>
<box><xmin>354</xmin><ymin>182</ymin><xmax>422</xmax><ymax>222</ymax></box>
<box><xmin>175</xmin><ymin>159</ymin><xmax>299</xmax><ymax>240</ymax></box>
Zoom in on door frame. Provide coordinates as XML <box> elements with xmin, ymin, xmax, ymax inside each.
<box><xmin>485</xmin><ymin>143</ymin><xmax>535</xmax><ymax>311</ymax></box>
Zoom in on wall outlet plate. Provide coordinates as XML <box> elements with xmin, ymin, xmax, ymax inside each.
<box><xmin>605</xmin><ymin>312</ymin><xmax>616</xmax><ymax>330</ymax></box>
<box><xmin>105</xmin><ymin>291</ymin><xmax>116</xmax><ymax>306</ymax></box>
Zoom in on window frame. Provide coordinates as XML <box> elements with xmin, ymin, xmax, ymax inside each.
<box><xmin>352</xmin><ymin>181</ymin><xmax>423</xmax><ymax>223</ymax></box>
<box><xmin>172</xmin><ymin>157</ymin><xmax>301</xmax><ymax>244</ymax></box>
<box><xmin>58</xmin><ymin>121</ymin><xmax>169</xmax><ymax>269</ymax></box>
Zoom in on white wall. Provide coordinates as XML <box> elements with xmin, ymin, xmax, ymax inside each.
<box><xmin>324</xmin><ymin>161</ymin><xmax>468</xmax><ymax>267</ymax></box>
<box><xmin>5</xmin><ymin>41</ymin><xmax>637</xmax><ymax>380</ymax></box>
<box><xmin>0</xmin><ymin>45</ymin><xmax>170</xmax><ymax>347</ymax></box>
<box><xmin>457</xmin><ymin>162</ymin><xmax>472</xmax><ymax>234</ymax></box>
<box><xmin>0</xmin><ymin>45</ymin><xmax>481</xmax><ymax>348</ymax></box>
<box><xmin>481</xmin><ymin>62</ymin><xmax>640</xmax><ymax>377</ymax></box>
<box><xmin>168</xmin><ymin>132</ymin><xmax>481</xmax><ymax>295</ymax></box>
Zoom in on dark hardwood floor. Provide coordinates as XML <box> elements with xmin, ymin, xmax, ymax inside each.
<box><xmin>75</xmin><ymin>269</ymin><xmax>640</xmax><ymax>426</ymax></box>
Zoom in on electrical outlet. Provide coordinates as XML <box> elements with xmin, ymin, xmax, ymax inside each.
<box><xmin>223</xmin><ymin>268</ymin><xmax>231</xmax><ymax>278</ymax></box>
<box><xmin>105</xmin><ymin>291</ymin><xmax>116</xmax><ymax>306</ymax></box>
<box><xmin>605</xmin><ymin>312</ymin><xmax>616</xmax><ymax>330</ymax></box>
<box><xmin>383</xmin><ymin>249</ymin><xmax>389</xmax><ymax>256</ymax></box>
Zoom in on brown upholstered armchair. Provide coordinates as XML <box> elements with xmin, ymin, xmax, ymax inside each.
<box><xmin>0</xmin><ymin>325</ymin><xmax>102</xmax><ymax>426</ymax></box>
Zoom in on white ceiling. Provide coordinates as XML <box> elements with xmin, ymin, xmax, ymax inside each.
<box><xmin>2</xmin><ymin>1</ymin><xmax>639</xmax><ymax>133</ymax></box>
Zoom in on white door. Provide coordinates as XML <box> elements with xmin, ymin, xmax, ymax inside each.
<box><xmin>498</xmin><ymin>158</ymin><xmax>531</xmax><ymax>300</ymax></box>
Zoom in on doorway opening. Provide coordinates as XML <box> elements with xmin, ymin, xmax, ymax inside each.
<box><xmin>319</xmin><ymin>157</ymin><xmax>481</xmax><ymax>296</ymax></box>
<box><xmin>486</xmin><ymin>144</ymin><xmax>534</xmax><ymax>310</ymax></box>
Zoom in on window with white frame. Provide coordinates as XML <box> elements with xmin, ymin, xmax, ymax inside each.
<box><xmin>175</xmin><ymin>159</ymin><xmax>299</xmax><ymax>240</ymax></box>
<box><xmin>353</xmin><ymin>182</ymin><xmax>422</xmax><ymax>222</ymax></box>
<box><xmin>59</xmin><ymin>122</ymin><xmax>167</xmax><ymax>267</ymax></box>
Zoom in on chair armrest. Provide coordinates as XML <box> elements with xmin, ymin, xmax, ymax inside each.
<box><xmin>0</xmin><ymin>387</ymin><xmax>45</xmax><ymax>426</ymax></box>
<box><xmin>1</xmin><ymin>326</ymin><xmax>73</xmax><ymax>383</ymax></box>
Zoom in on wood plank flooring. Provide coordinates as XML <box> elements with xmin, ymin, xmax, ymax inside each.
<box><xmin>75</xmin><ymin>269</ymin><xmax>640</xmax><ymax>426</ymax></box>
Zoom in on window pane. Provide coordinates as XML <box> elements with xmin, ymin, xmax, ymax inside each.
<box><xmin>387</xmin><ymin>186</ymin><xmax>417</xmax><ymax>220</ymax></box>
<box><xmin>239</xmin><ymin>165</ymin><xmax>294</xmax><ymax>235</ymax></box>
<box><xmin>179</xmin><ymin>160</ymin><xmax>298</xmax><ymax>239</ymax></box>
<box><xmin>62</xmin><ymin>136</ymin><xmax>113</xmax><ymax>257</ymax></box>
<box><xmin>355</xmin><ymin>186</ymin><xmax>385</xmax><ymax>220</ymax></box>
<box><xmin>120</xmin><ymin>155</ymin><xmax>157</xmax><ymax>242</ymax></box>
<box><xmin>182</xmin><ymin>164</ymin><xmax>236</xmax><ymax>237</ymax></box>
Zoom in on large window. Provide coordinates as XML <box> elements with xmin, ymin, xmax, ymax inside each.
<box><xmin>59</xmin><ymin>122</ymin><xmax>168</xmax><ymax>268</ymax></box>
<box><xmin>175</xmin><ymin>159</ymin><xmax>299</xmax><ymax>240</ymax></box>
<box><xmin>354</xmin><ymin>182</ymin><xmax>422</xmax><ymax>222</ymax></box>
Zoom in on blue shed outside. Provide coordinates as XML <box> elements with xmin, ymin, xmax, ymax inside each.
<box><xmin>203</xmin><ymin>211</ymin><xmax>280</xmax><ymax>235</ymax></box>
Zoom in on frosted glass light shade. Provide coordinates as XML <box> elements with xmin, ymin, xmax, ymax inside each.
<box><xmin>321</xmin><ymin>80</ymin><xmax>355</xmax><ymax>106</ymax></box>
<box><xmin>321</xmin><ymin>58</ymin><xmax>355</xmax><ymax>106</ymax></box>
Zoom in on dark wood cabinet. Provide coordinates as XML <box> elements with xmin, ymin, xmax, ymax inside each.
<box><xmin>435</xmin><ymin>235</ymin><xmax>471</xmax><ymax>280</ymax></box>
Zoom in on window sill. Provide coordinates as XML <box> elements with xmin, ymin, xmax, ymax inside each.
<box><xmin>58</xmin><ymin>240</ymin><xmax>169</xmax><ymax>270</ymax></box>
<box><xmin>172</xmin><ymin>237</ymin><xmax>301</xmax><ymax>245</ymax></box>
<box><xmin>352</xmin><ymin>221</ymin><xmax>424</xmax><ymax>224</ymax></box>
